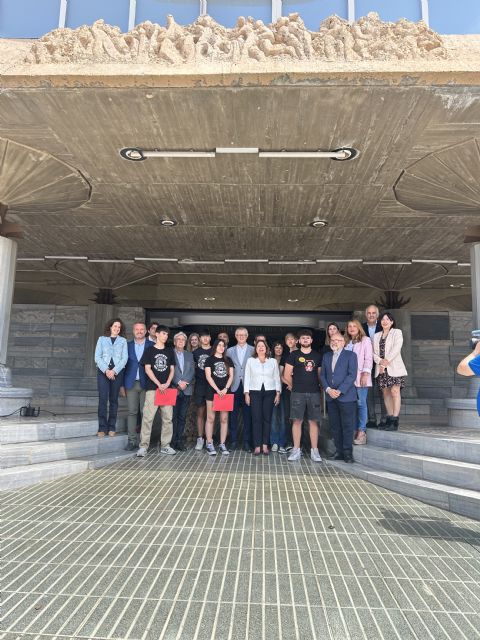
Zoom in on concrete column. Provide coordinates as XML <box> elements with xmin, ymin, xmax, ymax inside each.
<box><xmin>83</xmin><ymin>303</ymin><xmax>116</xmax><ymax>377</ymax></box>
<box><xmin>0</xmin><ymin>236</ymin><xmax>17</xmax><ymax>384</ymax></box>
<box><xmin>470</xmin><ymin>243</ymin><xmax>480</xmax><ymax>330</ymax></box>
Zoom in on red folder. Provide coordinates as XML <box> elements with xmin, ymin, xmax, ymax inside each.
<box><xmin>154</xmin><ymin>388</ymin><xmax>178</xmax><ymax>406</ymax></box>
<box><xmin>213</xmin><ymin>393</ymin><xmax>234</xmax><ymax>412</ymax></box>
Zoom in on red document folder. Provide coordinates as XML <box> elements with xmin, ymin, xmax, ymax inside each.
<box><xmin>213</xmin><ymin>393</ymin><xmax>234</xmax><ymax>412</ymax></box>
<box><xmin>154</xmin><ymin>388</ymin><xmax>178</xmax><ymax>406</ymax></box>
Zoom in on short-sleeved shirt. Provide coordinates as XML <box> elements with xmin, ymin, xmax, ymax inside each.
<box><xmin>140</xmin><ymin>346</ymin><xmax>174</xmax><ymax>391</ymax></box>
<box><xmin>286</xmin><ymin>349</ymin><xmax>322</xmax><ymax>394</ymax></box>
<box><xmin>467</xmin><ymin>354</ymin><xmax>480</xmax><ymax>415</ymax></box>
<box><xmin>280</xmin><ymin>349</ymin><xmax>297</xmax><ymax>391</ymax></box>
<box><xmin>205</xmin><ymin>355</ymin><xmax>232</xmax><ymax>391</ymax></box>
<box><xmin>193</xmin><ymin>347</ymin><xmax>212</xmax><ymax>387</ymax></box>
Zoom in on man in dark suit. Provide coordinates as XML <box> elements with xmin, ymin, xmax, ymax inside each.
<box><xmin>362</xmin><ymin>304</ymin><xmax>386</xmax><ymax>428</ymax></box>
<box><xmin>124</xmin><ymin>322</ymin><xmax>154</xmax><ymax>450</ymax></box>
<box><xmin>320</xmin><ymin>333</ymin><xmax>358</xmax><ymax>463</ymax></box>
<box><xmin>171</xmin><ymin>331</ymin><xmax>195</xmax><ymax>451</ymax></box>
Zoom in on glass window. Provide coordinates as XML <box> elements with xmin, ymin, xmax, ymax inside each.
<box><xmin>429</xmin><ymin>0</ymin><xmax>480</xmax><ymax>34</ymax></box>
<box><xmin>66</xmin><ymin>0</ymin><xmax>130</xmax><ymax>31</ymax></box>
<box><xmin>0</xmin><ymin>0</ymin><xmax>59</xmax><ymax>38</ymax></box>
<box><xmin>282</xmin><ymin>1</ymin><xmax>347</xmax><ymax>30</ymax></box>
<box><xmin>207</xmin><ymin>1</ymin><xmax>272</xmax><ymax>28</ymax></box>
<box><xmin>136</xmin><ymin>0</ymin><xmax>200</xmax><ymax>26</ymax></box>
<box><xmin>355</xmin><ymin>0</ymin><xmax>421</xmax><ymax>23</ymax></box>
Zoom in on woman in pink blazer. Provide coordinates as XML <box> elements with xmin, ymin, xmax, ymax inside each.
<box><xmin>345</xmin><ymin>319</ymin><xmax>373</xmax><ymax>445</ymax></box>
<box><xmin>373</xmin><ymin>313</ymin><xmax>408</xmax><ymax>431</ymax></box>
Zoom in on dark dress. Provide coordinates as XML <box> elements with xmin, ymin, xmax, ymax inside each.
<box><xmin>377</xmin><ymin>336</ymin><xmax>405</xmax><ymax>390</ymax></box>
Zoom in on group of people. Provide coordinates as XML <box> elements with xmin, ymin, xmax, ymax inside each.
<box><xmin>94</xmin><ymin>305</ymin><xmax>407</xmax><ymax>463</ymax></box>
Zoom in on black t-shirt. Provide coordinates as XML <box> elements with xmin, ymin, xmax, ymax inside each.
<box><xmin>286</xmin><ymin>349</ymin><xmax>322</xmax><ymax>394</ymax></box>
<box><xmin>140</xmin><ymin>345</ymin><xmax>174</xmax><ymax>391</ymax></box>
<box><xmin>205</xmin><ymin>356</ymin><xmax>232</xmax><ymax>391</ymax></box>
<box><xmin>193</xmin><ymin>347</ymin><xmax>212</xmax><ymax>386</ymax></box>
<box><xmin>280</xmin><ymin>349</ymin><xmax>297</xmax><ymax>390</ymax></box>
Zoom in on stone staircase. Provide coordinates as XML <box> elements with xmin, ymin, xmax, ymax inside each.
<box><xmin>0</xmin><ymin>416</ymin><xmax>135</xmax><ymax>490</ymax></box>
<box><xmin>328</xmin><ymin>428</ymin><xmax>480</xmax><ymax>520</ymax></box>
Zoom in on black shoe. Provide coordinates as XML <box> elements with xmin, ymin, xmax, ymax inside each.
<box><xmin>329</xmin><ymin>453</ymin><xmax>344</xmax><ymax>461</ymax></box>
<box><xmin>243</xmin><ymin>444</ymin><xmax>251</xmax><ymax>453</ymax></box>
<box><xmin>229</xmin><ymin>441</ymin><xmax>237</xmax><ymax>451</ymax></box>
<box><xmin>177</xmin><ymin>443</ymin><xmax>187</xmax><ymax>451</ymax></box>
<box><xmin>125</xmin><ymin>442</ymin><xmax>137</xmax><ymax>451</ymax></box>
<box><xmin>366</xmin><ymin>420</ymin><xmax>378</xmax><ymax>429</ymax></box>
<box><xmin>343</xmin><ymin>454</ymin><xmax>354</xmax><ymax>463</ymax></box>
<box><xmin>388</xmin><ymin>417</ymin><xmax>399</xmax><ymax>431</ymax></box>
<box><xmin>384</xmin><ymin>416</ymin><xmax>396</xmax><ymax>431</ymax></box>
<box><xmin>378</xmin><ymin>418</ymin><xmax>388</xmax><ymax>430</ymax></box>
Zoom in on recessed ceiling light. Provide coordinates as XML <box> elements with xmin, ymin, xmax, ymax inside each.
<box><xmin>288</xmin><ymin>298</ymin><xmax>299</xmax><ymax>302</ymax></box>
<box><xmin>450</xmin><ymin>284</ymin><xmax>465</xmax><ymax>288</ymax></box>
<box><xmin>195</xmin><ymin>281</ymin><xmax>206</xmax><ymax>286</ymax></box>
<box><xmin>310</xmin><ymin>220</ymin><xmax>328</xmax><ymax>228</ymax></box>
<box><xmin>204</xmin><ymin>296</ymin><xmax>216</xmax><ymax>301</ymax></box>
<box><xmin>160</xmin><ymin>219</ymin><xmax>177</xmax><ymax>227</ymax></box>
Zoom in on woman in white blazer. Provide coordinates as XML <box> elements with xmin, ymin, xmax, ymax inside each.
<box><xmin>373</xmin><ymin>312</ymin><xmax>407</xmax><ymax>431</ymax></box>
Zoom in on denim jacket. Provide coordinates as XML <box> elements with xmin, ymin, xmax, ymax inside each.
<box><xmin>94</xmin><ymin>335</ymin><xmax>128</xmax><ymax>374</ymax></box>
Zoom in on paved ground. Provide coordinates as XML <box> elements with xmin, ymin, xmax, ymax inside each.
<box><xmin>2</xmin><ymin>449</ymin><xmax>480</xmax><ymax>640</ymax></box>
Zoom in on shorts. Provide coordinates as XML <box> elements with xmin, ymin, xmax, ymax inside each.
<box><xmin>290</xmin><ymin>392</ymin><xmax>322</xmax><ymax>422</ymax></box>
<box><xmin>194</xmin><ymin>386</ymin><xmax>208</xmax><ymax>407</ymax></box>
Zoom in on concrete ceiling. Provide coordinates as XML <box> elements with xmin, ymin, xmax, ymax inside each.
<box><xmin>1</xmin><ymin>39</ymin><xmax>480</xmax><ymax>311</ymax></box>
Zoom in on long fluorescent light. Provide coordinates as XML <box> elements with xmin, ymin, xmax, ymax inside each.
<box><xmin>179</xmin><ymin>260</ymin><xmax>224</xmax><ymax>264</ymax></box>
<box><xmin>458</xmin><ymin>263</ymin><xmax>471</xmax><ymax>267</ymax></box>
<box><xmin>17</xmin><ymin>257</ymin><xmax>45</xmax><ymax>261</ymax></box>
<box><xmin>225</xmin><ymin>259</ymin><xmax>269</xmax><ymax>263</ymax></box>
<box><xmin>412</xmin><ymin>259</ymin><xmax>457</xmax><ymax>264</ymax></box>
<box><xmin>316</xmin><ymin>259</ymin><xmax>363</xmax><ymax>263</ymax></box>
<box><xmin>88</xmin><ymin>259</ymin><xmax>134</xmax><ymax>263</ymax></box>
<box><xmin>363</xmin><ymin>261</ymin><xmax>411</xmax><ymax>265</ymax></box>
<box><xmin>135</xmin><ymin>257</ymin><xmax>178</xmax><ymax>262</ymax></box>
<box><xmin>269</xmin><ymin>260</ymin><xmax>316</xmax><ymax>265</ymax></box>
<box><xmin>143</xmin><ymin>150</ymin><xmax>215</xmax><ymax>158</ymax></box>
<box><xmin>216</xmin><ymin>147</ymin><xmax>258</xmax><ymax>154</ymax></box>
<box><xmin>45</xmin><ymin>255</ymin><xmax>88</xmax><ymax>260</ymax></box>
<box><xmin>259</xmin><ymin>149</ymin><xmax>353</xmax><ymax>160</ymax></box>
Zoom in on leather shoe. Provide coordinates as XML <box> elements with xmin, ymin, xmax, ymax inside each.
<box><xmin>229</xmin><ymin>441</ymin><xmax>237</xmax><ymax>451</ymax></box>
<box><xmin>343</xmin><ymin>454</ymin><xmax>354</xmax><ymax>463</ymax></box>
<box><xmin>243</xmin><ymin>444</ymin><xmax>251</xmax><ymax>453</ymax></box>
<box><xmin>329</xmin><ymin>453</ymin><xmax>344</xmax><ymax>461</ymax></box>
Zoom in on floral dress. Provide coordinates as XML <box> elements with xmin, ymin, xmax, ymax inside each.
<box><xmin>377</xmin><ymin>336</ymin><xmax>405</xmax><ymax>390</ymax></box>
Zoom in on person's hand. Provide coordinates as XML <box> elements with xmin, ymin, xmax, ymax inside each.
<box><xmin>245</xmin><ymin>392</ymin><xmax>250</xmax><ymax>406</ymax></box>
<box><xmin>119</xmin><ymin>386</ymin><xmax>126</xmax><ymax>397</ymax></box>
<box><xmin>286</xmin><ymin>384</ymin><xmax>292</xmax><ymax>392</ymax></box>
<box><xmin>157</xmin><ymin>383</ymin><xmax>168</xmax><ymax>393</ymax></box>
<box><xmin>379</xmin><ymin>365</ymin><xmax>385</xmax><ymax>374</ymax></box>
<box><xmin>106</xmin><ymin>369</ymin><xmax>115</xmax><ymax>380</ymax></box>
<box><xmin>274</xmin><ymin>393</ymin><xmax>281</xmax><ymax>406</ymax></box>
<box><xmin>360</xmin><ymin>373</ymin><xmax>369</xmax><ymax>387</ymax></box>
<box><xmin>379</xmin><ymin>359</ymin><xmax>389</xmax><ymax>366</ymax></box>
<box><xmin>328</xmin><ymin>388</ymin><xmax>340</xmax><ymax>399</ymax></box>
<box><xmin>218</xmin><ymin>388</ymin><xmax>227</xmax><ymax>398</ymax></box>
<box><xmin>178</xmin><ymin>381</ymin><xmax>188</xmax><ymax>391</ymax></box>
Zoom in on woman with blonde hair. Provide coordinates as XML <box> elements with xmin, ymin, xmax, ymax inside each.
<box><xmin>345</xmin><ymin>319</ymin><xmax>373</xmax><ymax>445</ymax></box>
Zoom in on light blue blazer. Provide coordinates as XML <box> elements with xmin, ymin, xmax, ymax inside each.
<box><xmin>94</xmin><ymin>335</ymin><xmax>128</xmax><ymax>374</ymax></box>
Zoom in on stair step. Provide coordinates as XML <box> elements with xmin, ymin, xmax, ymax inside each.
<box><xmin>80</xmin><ymin>450</ymin><xmax>136</xmax><ymax>469</ymax></box>
<box><xmin>367</xmin><ymin>429</ymin><xmax>480</xmax><ymax>464</ymax></box>
<box><xmin>355</xmin><ymin>445</ymin><xmax>480</xmax><ymax>492</ymax></box>
<box><xmin>328</xmin><ymin>461</ymin><xmax>480</xmax><ymax>520</ymax></box>
<box><xmin>0</xmin><ymin>419</ymin><xmax>99</xmax><ymax>444</ymax></box>
<box><xmin>1</xmin><ymin>434</ymin><xmax>128</xmax><ymax>467</ymax></box>
<box><xmin>0</xmin><ymin>460</ymin><xmax>89</xmax><ymax>491</ymax></box>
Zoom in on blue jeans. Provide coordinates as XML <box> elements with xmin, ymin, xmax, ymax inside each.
<box><xmin>97</xmin><ymin>368</ymin><xmax>123</xmax><ymax>432</ymax></box>
<box><xmin>270</xmin><ymin>397</ymin><xmax>286</xmax><ymax>446</ymax></box>
<box><xmin>172</xmin><ymin>391</ymin><xmax>191</xmax><ymax>446</ymax></box>
<box><xmin>229</xmin><ymin>382</ymin><xmax>252</xmax><ymax>446</ymax></box>
<box><xmin>356</xmin><ymin>387</ymin><xmax>369</xmax><ymax>432</ymax></box>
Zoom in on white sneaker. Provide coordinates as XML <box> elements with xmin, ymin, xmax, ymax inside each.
<box><xmin>310</xmin><ymin>448</ymin><xmax>322</xmax><ymax>463</ymax></box>
<box><xmin>219</xmin><ymin>443</ymin><xmax>230</xmax><ymax>456</ymax></box>
<box><xmin>206</xmin><ymin>442</ymin><xmax>217</xmax><ymax>456</ymax></box>
<box><xmin>279</xmin><ymin>447</ymin><xmax>287</xmax><ymax>454</ymax></box>
<box><xmin>271</xmin><ymin>444</ymin><xmax>279</xmax><ymax>452</ymax></box>
<box><xmin>287</xmin><ymin>448</ymin><xmax>301</xmax><ymax>461</ymax></box>
<box><xmin>136</xmin><ymin>447</ymin><xmax>147</xmax><ymax>457</ymax></box>
<box><xmin>160</xmin><ymin>445</ymin><xmax>177</xmax><ymax>455</ymax></box>
<box><xmin>195</xmin><ymin>437</ymin><xmax>204</xmax><ymax>451</ymax></box>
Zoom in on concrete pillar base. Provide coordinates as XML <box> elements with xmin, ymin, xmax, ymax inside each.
<box><xmin>0</xmin><ymin>385</ymin><xmax>33</xmax><ymax>416</ymax></box>
<box><xmin>446</xmin><ymin>398</ymin><xmax>480</xmax><ymax>429</ymax></box>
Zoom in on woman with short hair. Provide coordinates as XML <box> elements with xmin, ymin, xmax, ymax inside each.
<box><xmin>345</xmin><ymin>319</ymin><xmax>373</xmax><ymax>445</ymax></box>
<box><xmin>94</xmin><ymin>318</ymin><xmax>128</xmax><ymax>437</ymax></box>
<box><xmin>373</xmin><ymin>313</ymin><xmax>407</xmax><ymax>431</ymax></box>
<box><xmin>244</xmin><ymin>340</ymin><xmax>281</xmax><ymax>456</ymax></box>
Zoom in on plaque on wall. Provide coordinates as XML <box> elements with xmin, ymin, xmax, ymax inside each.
<box><xmin>411</xmin><ymin>315</ymin><xmax>450</xmax><ymax>340</ymax></box>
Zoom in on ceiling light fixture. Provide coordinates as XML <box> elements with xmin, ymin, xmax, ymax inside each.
<box><xmin>412</xmin><ymin>259</ymin><xmax>458</xmax><ymax>264</ymax></box>
<box><xmin>45</xmin><ymin>256</ymin><xmax>88</xmax><ymax>260</ymax></box>
<box><xmin>88</xmin><ymin>259</ymin><xmax>134</xmax><ymax>263</ymax></box>
<box><xmin>160</xmin><ymin>219</ymin><xmax>177</xmax><ymax>227</ymax></box>
<box><xmin>269</xmin><ymin>260</ymin><xmax>316</xmax><ymax>265</ymax></box>
<box><xmin>458</xmin><ymin>263</ymin><xmax>471</xmax><ymax>267</ymax></box>
<box><xmin>259</xmin><ymin>148</ymin><xmax>357</xmax><ymax>160</ymax></box>
<box><xmin>134</xmin><ymin>257</ymin><xmax>178</xmax><ymax>262</ymax></box>
<box><xmin>216</xmin><ymin>147</ymin><xmax>259</xmax><ymax>154</ymax></box>
<box><xmin>120</xmin><ymin>147</ymin><xmax>215</xmax><ymax>161</ymax></box>
<box><xmin>179</xmin><ymin>259</ymin><xmax>224</xmax><ymax>264</ymax></box>
<box><xmin>204</xmin><ymin>296</ymin><xmax>216</xmax><ymax>301</ymax></box>
<box><xmin>225</xmin><ymin>259</ymin><xmax>269</xmax><ymax>263</ymax></box>
<box><xmin>363</xmin><ymin>261</ymin><xmax>411</xmax><ymax>265</ymax></box>
<box><xmin>316</xmin><ymin>259</ymin><xmax>363</xmax><ymax>263</ymax></box>
<box><xmin>288</xmin><ymin>298</ymin><xmax>299</xmax><ymax>302</ymax></box>
<box><xmin>310</xmin><ymin>220</ymin><xmax>328</xmax><ymax>228</ymax></box>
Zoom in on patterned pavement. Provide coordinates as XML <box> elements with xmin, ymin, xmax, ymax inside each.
<box><xmin>2</xmin><ymin>449</ymin><xmax>480</xmax><ymax>640</ymax></box>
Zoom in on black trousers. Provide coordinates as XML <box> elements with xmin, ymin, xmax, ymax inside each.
<box><xmin>327</xmin><ymin>399</ymin><xmax>357</xmax><ymax>456</ymax></box>
<box><xmin>250</xmin><ymin>387</ymin><xmax>276</xmax><ymax>448</ymax></box>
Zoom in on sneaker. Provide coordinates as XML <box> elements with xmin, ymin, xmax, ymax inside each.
<box><xmin>353</xmin><ymin>431</ymin><xmax>367</xmax><ymax>445</ymax></box>
<box><xmin>160</xmin><ymin>445</ymin><xmax>177</xmax><ymax>455</ymax></box>
<box><xmin>136</xmin><ymin>447</ymin><xmax>147</xmax><ymax>457</ymax></box>
<box><xmin>206</xmin><ymin>442</ymin><xmax>217</xmax><ymax>456</ymax></box>
<box><xmin>287</xmin><ymin>447</ymin><xmax>301</xmax><ymax>461</ymax></box>
<box><xmin>195</xmin><ymin>437</ymin><xmax>204</xmax><ymax>451</ymax></box>
<box><xmin>219</xmin><ymin>443</ymin><xmax>230</xmax><ymax>456</ymax></box>
<box><xmin>271</xmin><ymin>444</ymin><xmax>279</xmax><ymax>452</ymax></box>
<box><xmin>285</xmin><ymin>445</ymin><xmax>293</xmax><ymax>452</ymax></box>
<box><xmin>278</xmin><ymin>447</ymin><xmax>287</xmax><ymax>454</ymax></box>
<box><xmin>310</xmin><ymin>448</ymin><xmax>322</xmax><ymax>462</ymax></box>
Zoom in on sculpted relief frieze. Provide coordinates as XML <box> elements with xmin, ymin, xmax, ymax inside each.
<box><xmin>26</xmin><ymin>12</ymin><xmax>446</xmax><ymax>65</ymax></box>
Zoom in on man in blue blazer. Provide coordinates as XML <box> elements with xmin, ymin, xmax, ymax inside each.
<box><xmin>171</xmin><ymin>331</ymin><xmax>195</xmax><ymax>451</ymax></box>
<box><xmin>124</xmin><ymin>323</ymin><xmax>154</xmax><ymax>450</ymax></box>
<box><xmin>320</xmin><ymin>333</ymin><xmax>358</xmax><ymax>463</ymax></box>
